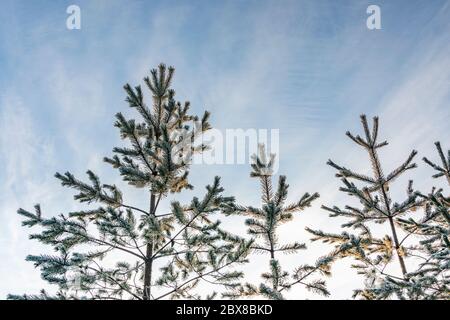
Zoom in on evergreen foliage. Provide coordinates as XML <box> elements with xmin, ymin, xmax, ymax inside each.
<box><xmin>306</xmin><ymin>115</ymin><xmax>426</xmax><ymax>299</ymax></box>
<box><xmin>371</xmin><ymin>142</ymin><xmax>449</xmax><ymax>299</ymax></box>
<box><xmin>9</xmin><ymin>64</ymin><xmax>251</xmax><ymax>300</ymax></box>
<box><xmin>223</xmin><ymin>145</ymin><xmax>332</xmax><ymax>299</ymax></box>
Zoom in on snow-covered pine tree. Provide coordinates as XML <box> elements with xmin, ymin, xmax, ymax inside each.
<box><xmin>8</xmin><ymin>64</ymin><xmax>252</xmax><ymax>300</ymax></box>
<box><xmin>306</xmin><ymin>115</ymin><xmax>425</xmax><ymax>299</ymax></box>
<box><xmin>379</xmin><ymin>142</ymin><xmax>449</xmax><ymax>299</ymax></box>
<box><xmin>223</xmin><ymin>145</ymin><xmax>332</xmax><ymax>299</ymax></box>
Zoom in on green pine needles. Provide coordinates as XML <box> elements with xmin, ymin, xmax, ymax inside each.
<box><xmin>307</xmin><ymin>115</ymin><xmax>449</xmax><ymax>300</ymax></box>
<box><xmin>385</xmin><ymin>142</ymin><xmax>449</xmax><ymax>299</ymax></box>
<box><xmin>223</xmin><ymin>145</ymin><xmax>332</xmax><ymax>299</ymax></box>
<box><xmin>9</xmin><ymin>64</ymin><xmax>252</xmax><ymax>300</ymax></box>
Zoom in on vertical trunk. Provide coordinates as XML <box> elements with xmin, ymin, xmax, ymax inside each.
<box><xmin>269</xmin><ymin>239</ymin><xmax>276</xmax><ymax>291</ymax></box>
<box><xmin>388</xmin><ymin>216</ymin><xmax>407</xmax><ymax>276</ymax></box>
<box><xmin>262</xmin><ymin>176</ymin><xmax>277</xmax><ymax>289</ymax></box>
<box><xmin>269</xmin><ymin>246</ymin><xmax>275</xmax><ymax>260</ymax></box>
<box><xmin>143</xmin><ymin>193</ymin><xmax>156</xmax><ymax>300</ymax></box>
<box><xmin>380</xmin><ymin>177</ymin><xmax>408</xmax><ymax>277</ymax></box>
<box><xmin>369</xmin><ymin>148</ymin><xmax>408</xmax><ymax>277</ymax></box>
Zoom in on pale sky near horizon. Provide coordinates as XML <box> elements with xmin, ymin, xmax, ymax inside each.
<box><xmin>0</xmin><ymin>0</ymin><xmax>449</xmax><ymax>299</ymax></box>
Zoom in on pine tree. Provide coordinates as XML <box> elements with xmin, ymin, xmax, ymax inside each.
<box><xmin>223</xmin><ymin>145</ymin><xmax>332</xmax><ymax>299</ymax></box>
<box><xmin>8</xmin><ymin>64</ymin><xmax>252</xmax><ymax>300</ymax></box>
<box><xmin>306</xmin><ymin>115</ymin><xmax>425</xmax><ymax>299</ymax></box>
<box><xmin>378</xmin><ymin>142</ymin><xmax>449</xmax><ymax>299</ymax></box>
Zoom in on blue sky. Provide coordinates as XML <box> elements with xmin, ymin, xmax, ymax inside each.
<box><xmin>0</xmin><ymin>0</ymin><xmax>449</xmax><ymax>299</ymax></box>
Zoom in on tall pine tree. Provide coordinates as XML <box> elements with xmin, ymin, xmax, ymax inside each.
<box><xmin>376</xmin><ymin>142</ymin><xmax>449</xmax><ymax>299</ymax></box>
<box><xmin>306</xmin><ymin>115</ymin><xmax>425</xmax><ymax>299</ymax></box>
<box><xmin>9</xmin><ymin>64</ymin><xmax>252</xmax><ymax>300</ymax></box>
<box><xmin>223</xmin><ymin>145</ymin><xmax>332</xmax><ymax>299</ymax></box>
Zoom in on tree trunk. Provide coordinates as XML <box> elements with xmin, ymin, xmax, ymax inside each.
<box><xmin>143</xmin><ymin>193</ymin><xmax>156</xmax><ymax>300</ymax></box>
<box><xmin>369</xmin><ymin>147</ymin><xmax>407</xmax><ymax>277</ymax></box>
<box><xmin>388</xmin><ymin>216</ymin><xmax>407</xmax><ymax>276</ymax></box>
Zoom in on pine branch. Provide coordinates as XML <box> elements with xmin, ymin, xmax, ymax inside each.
<box><xmin>423</xmin><ymin>141</ymin><xmax>450</xmax><ymax>185</ymax></box>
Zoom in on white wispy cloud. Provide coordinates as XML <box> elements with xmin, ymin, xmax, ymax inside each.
<box><xmin>0</xmin><ymin>0</ymin><xmax>448</xmax><ymax>299</ymax></box>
